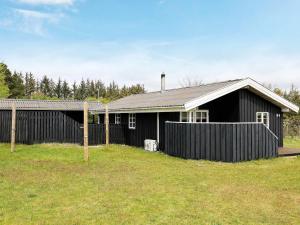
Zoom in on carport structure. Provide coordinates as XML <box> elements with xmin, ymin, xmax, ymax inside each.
<box><xmin>0</xmin><ymin>99</ymin><xmax>102</xmax><ymax>145</ymax></box>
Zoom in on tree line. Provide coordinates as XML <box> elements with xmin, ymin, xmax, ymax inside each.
<box><xmin>0</xmin><ymin>63</ymin><xmax>145</xmax><ymax>102</ymax></box>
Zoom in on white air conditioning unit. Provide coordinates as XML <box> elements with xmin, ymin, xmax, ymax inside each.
<box><xmin>144</xmin><ymin>139</ymin><xmax>158</xmax><ymax>152</ymax></box>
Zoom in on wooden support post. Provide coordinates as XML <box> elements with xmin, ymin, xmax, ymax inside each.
<box><xmin>105</xmin><ymin>104</ymin><xmax>109</xmax><ymax>146</ymax></box>
<box><xmin>11</xmin><ymin>103</ymin><xmax>16</xmax><ymax>152</ymax></box>
<box><xmin>83</xmin><ymin>102</ymin><xmax>89</xmax><ymax>161</ymax></box>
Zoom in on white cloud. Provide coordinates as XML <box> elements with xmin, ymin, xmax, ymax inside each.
<box><xmin>15</xmin><ymin>8</ymin><xmax>61</xmax><ymax>22</ymax></box>
<box><xmin>17</xmin><ymin>0</ymin><xmax>74</xmax><ymax>5</ymax></box>
<box><xmin>0</xmin><ymin>8</ymin><xmax>64</xmax><ymax>35</ymax></box>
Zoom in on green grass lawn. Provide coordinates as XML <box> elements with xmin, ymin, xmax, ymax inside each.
<box><xmin>284</xmin><ymin>137</ymin><xmax>300</xmax><ymax>148</ymax></box>
<box><xmin>0</xmin><ymin>144</ymin><xmax>300</xmax><ymax>225</ymax></box>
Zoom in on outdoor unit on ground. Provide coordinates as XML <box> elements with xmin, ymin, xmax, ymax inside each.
<box><xmin>144</xmin><ymin>139</ymin><xmax>158</xmax><ymax>152</ymax></box>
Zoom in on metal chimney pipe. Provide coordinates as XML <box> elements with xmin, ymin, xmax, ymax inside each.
<box><xmin>161</xmin><ymin>73</ymin><xmax>165</xmax><ymax>93</ymax></box>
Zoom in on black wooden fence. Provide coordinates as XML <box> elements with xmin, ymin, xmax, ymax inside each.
<box><xmin>0</xmin><ymin>110</ymin><xmax>125</xmax><ymax>145</ymax></box>
<box><xmin>0</xmin><ymin>110</ymin><xmax>82</xmax><ymax>144</ymax></box>
<box><xmin>164</xmin><ymin>122</ymin><xmax>279</xmax><ymax>162</ymax></box>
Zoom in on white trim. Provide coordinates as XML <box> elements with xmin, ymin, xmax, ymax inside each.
<box><xmin>128</xmin><ymin>113</ymin><xmax>136</xmax><ymax>129</ymax></box>
<box><xmin>184</xmin><ymin>78</ymin><xmax>299</xmax><ymax>113</ymax></box>
<box><xmin>94</xmin><ymin>106</ymin><xmax>184</xmax><ymax>114</ymax></box>
<box><xmin>180</xmin><ymin>109</ymin><xmax>209</xmax><ymax>123</ymax></box>
<box><xmin>256</xmin><ymin>112</ymin><xmax>270</xmax><ymax>128</ymax></box>
<box><xmin>167</xmin><ymin>121</ymin><xmax>265</xmax><ymax>124</ymax></box>
<box><xmin>115</xmin><ymin>113</ymin><xmax>121</xmax><ymax>124</ymax></box>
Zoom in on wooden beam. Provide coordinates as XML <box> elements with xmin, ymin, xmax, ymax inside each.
<box><xmin>105</xmin><ymin>104</ymin><xmax>109</xmax><ymax>146</ymax></box>
<box><xmin>83</xmin><ymin>101</ymin><xmax>89</xmax><ymax>161</ymax></box>
<box><xmin>11</xmin><ymin>103</ymin><xmax>16</xmax><ymax>152</ymax></box>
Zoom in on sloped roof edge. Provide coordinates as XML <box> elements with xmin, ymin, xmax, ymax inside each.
<box><xmin>185</xmin><ymin>78</ymin><xmax>299</xmax><ymax>113</ymax></box>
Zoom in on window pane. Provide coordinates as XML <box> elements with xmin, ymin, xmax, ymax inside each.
<box><xmin>257</xmin><ymin>113</ymin><xmax>262</xmax><ymax>122</ymax></box>
<box><xmin>129</xmin><ymin>114</ymin><xmax>136</xmax><ymax>129</ymax></box>
<box><xmin>181</xmin><ymin>112</ymin><xmax>188</xmax><ymax>122</ymax></box>
<box><xmin>196</xmin><ymin>112</ymin><xmax>201</xmax><ymax>122</ymax></box>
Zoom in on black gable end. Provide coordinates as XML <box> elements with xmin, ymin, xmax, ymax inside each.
<box><xmin>238</xmin><ymin>89</ymin><xmax>283</xmax><ymax>147</ymax></box>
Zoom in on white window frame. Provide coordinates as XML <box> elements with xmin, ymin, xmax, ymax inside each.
<box><xmin>180</xmin><ymin>109</ymin><xmax>209</xmax><ymax>123</ymax></box>
<box><xmin>115</xmin><ymin>114</ymin><xmax>121</xmax><ymax>124</ymax></box>
<box><xmin>180</xmin><ymin>111</ymin><xmax>189</xmax><ymax>122</ymax></box>
<box><xmin>128</xmin><ymin>113</ymin><xmax>136</xmax><ymax>129</ymax></box>
<box><xmin>256</xmin><ymin>112</ymin><xmax>269</xmax><ymax>128</ymax></box>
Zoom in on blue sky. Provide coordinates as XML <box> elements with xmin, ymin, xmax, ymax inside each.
<box><xmin>1</xmin><ymin>0</ymin><xmax>300</xmax><ymax>90</ymax></box>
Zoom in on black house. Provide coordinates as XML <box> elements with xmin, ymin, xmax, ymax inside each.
<box><xmin>97</xmin><ymin>75</ymin><xmax>299</xmax><ymax>153</ymax></box>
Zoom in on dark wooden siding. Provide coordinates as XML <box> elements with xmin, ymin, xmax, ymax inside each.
<box><xmin>199</xmin><ymin>91</ymin><xmax>240</xmax><ymax>122</ymax></box>
<box><xmin>164</xmin><ymin>122</ymin><xmax>278</xmax><ymax>162</ymax></box>
<box><xmin>123</xmin><ymin>113</ymin><xmax>157</xmax><ymax>147</ymax></box>
<box><xmin>238</xmin><ymin>89</ymin><xmax>283</xmax><ymax>147</ymax></box>
<box><xmin>100</xmin><ymin>112</ymin><xmax>179</xmax><ymax>149</ymax></box>
<box><xmin>101</xmin><ymin>113</ymin><xmax>158</xmax><ymax>147</ymax></box>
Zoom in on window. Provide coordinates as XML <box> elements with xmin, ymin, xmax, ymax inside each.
<box><xmin>180</xmin><ymin>110</ymin><xmax>209</xmax><ymax>123</ymax></box>
<box><xmin>115</xmin><ymin>114</ymin><xmax>121</xmax><ymax>124</ymax></box>
<box><xmin>256</xmin><ymin>112</ymin><xmax>269</xmax><ymax>128</ymax></box>
<box><xmin>195</xmin><ymin>111</ymin><xmax>208</xmax><ymax>123</ymax></box>
<box><xmin>181</xmin><ymin>112</ymin><xmax>189</xmax><ymax>122</ymax></box>
<box><xmin>129</xmin><ymin>113</ymin><xmax>136</xmax><ymax>129</ymax></box>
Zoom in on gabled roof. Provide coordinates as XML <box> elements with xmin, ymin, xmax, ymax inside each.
<box><xmin>105</xmin><ymin>78</ymin><xmax>299</xmax><ymax>113</ymax></box>
<box><xmin>0</xmin><ymin>99</ymin><xmax>103</xmax><ymax>111</ymax></box>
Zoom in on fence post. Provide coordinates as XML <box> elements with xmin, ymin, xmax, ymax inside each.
<box><xmin>105</xmin><ymin>104</ymin><xmax>109</xmax><ymax>146</ymax></box>
<box><xmin>11</xmin><ymin>103</ymin><xmax>16</xmax><ymax>152</ymax></box>
<box><xmin>84</xmin><ymin>102</ymin><xmax>89</xmax><ymax>161</ymax></box>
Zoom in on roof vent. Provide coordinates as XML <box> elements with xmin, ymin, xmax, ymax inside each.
<box><xmin>161</xmin><ymin>73</ymin><xmax>165</xmax><ymax>93</ymax></box>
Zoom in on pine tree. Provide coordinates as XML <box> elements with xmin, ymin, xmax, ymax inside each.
<box><xmin>90</xmin><ymin>80</ymin><xmax>96</xmax><ymax>98</ymax></box>
<box><xmin>106</xmin><ymin>81</ymin><xmax>119</xmax><ymax>100</ymax></box>
<box><xmin>72</xmin><ymin>82</ymin><xmax>77</xmax><ymax>99</ymax></box>
<box><xmin>77</xmin><ymin>79</ymin><xmax>87</xmax><ymax>100</ymax></box>
<box><xmin>28</xmin><ymin>73</ymin><xmax>36</xmax><ymax>98</ymax></box>
<box><xmin>40</xmin><ymin>76</ymin><xmax>51</xmax><ymax>96</ymax></box>
<box><xmin>95</xmin><ymin>80</ymin><xmax>106</xmax><ymax>98</ymax></box>
<box><xmin>86</xmin><ymin>79</ymin><xmax>91</xmax><ymax>97</ymax></box>
<box><xmin>55</xmin><ymin>78</ymin><xmax>62</xmax><ymax>98</ymax></box>
<box><xmin>62</xmin><ymin>80</ymin><xmax>71</xmax><ymax>99</ymax></box>
<box><xmin>49</xmin><ymin>79</ymin><xmax>56</xmax><ymax>98</ymax></box>
<box><xmin>120</xmin><ymin>85</ymin><xmax>129</xmax><ymax>97</ymax></box>
<box><xmin>24</xmin><ymin>72</ymin><xmax>30</xmax><ymax>97</ymax></box>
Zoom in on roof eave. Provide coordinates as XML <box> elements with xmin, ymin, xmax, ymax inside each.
<box><xmin>92</xmin><ymin>105</ymin><xmax>185</xmax><ymax>114</ymax></box>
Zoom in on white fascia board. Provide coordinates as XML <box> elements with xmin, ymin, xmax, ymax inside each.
<box><xmin>92</xmin><ymin>106</ymin><xmax>185</xmax><ymax>114</ymax></box>
<box><xmin>184</xmin><ymin>78</ymin><xmax>299</xmax><ymax>113</ymax></box>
